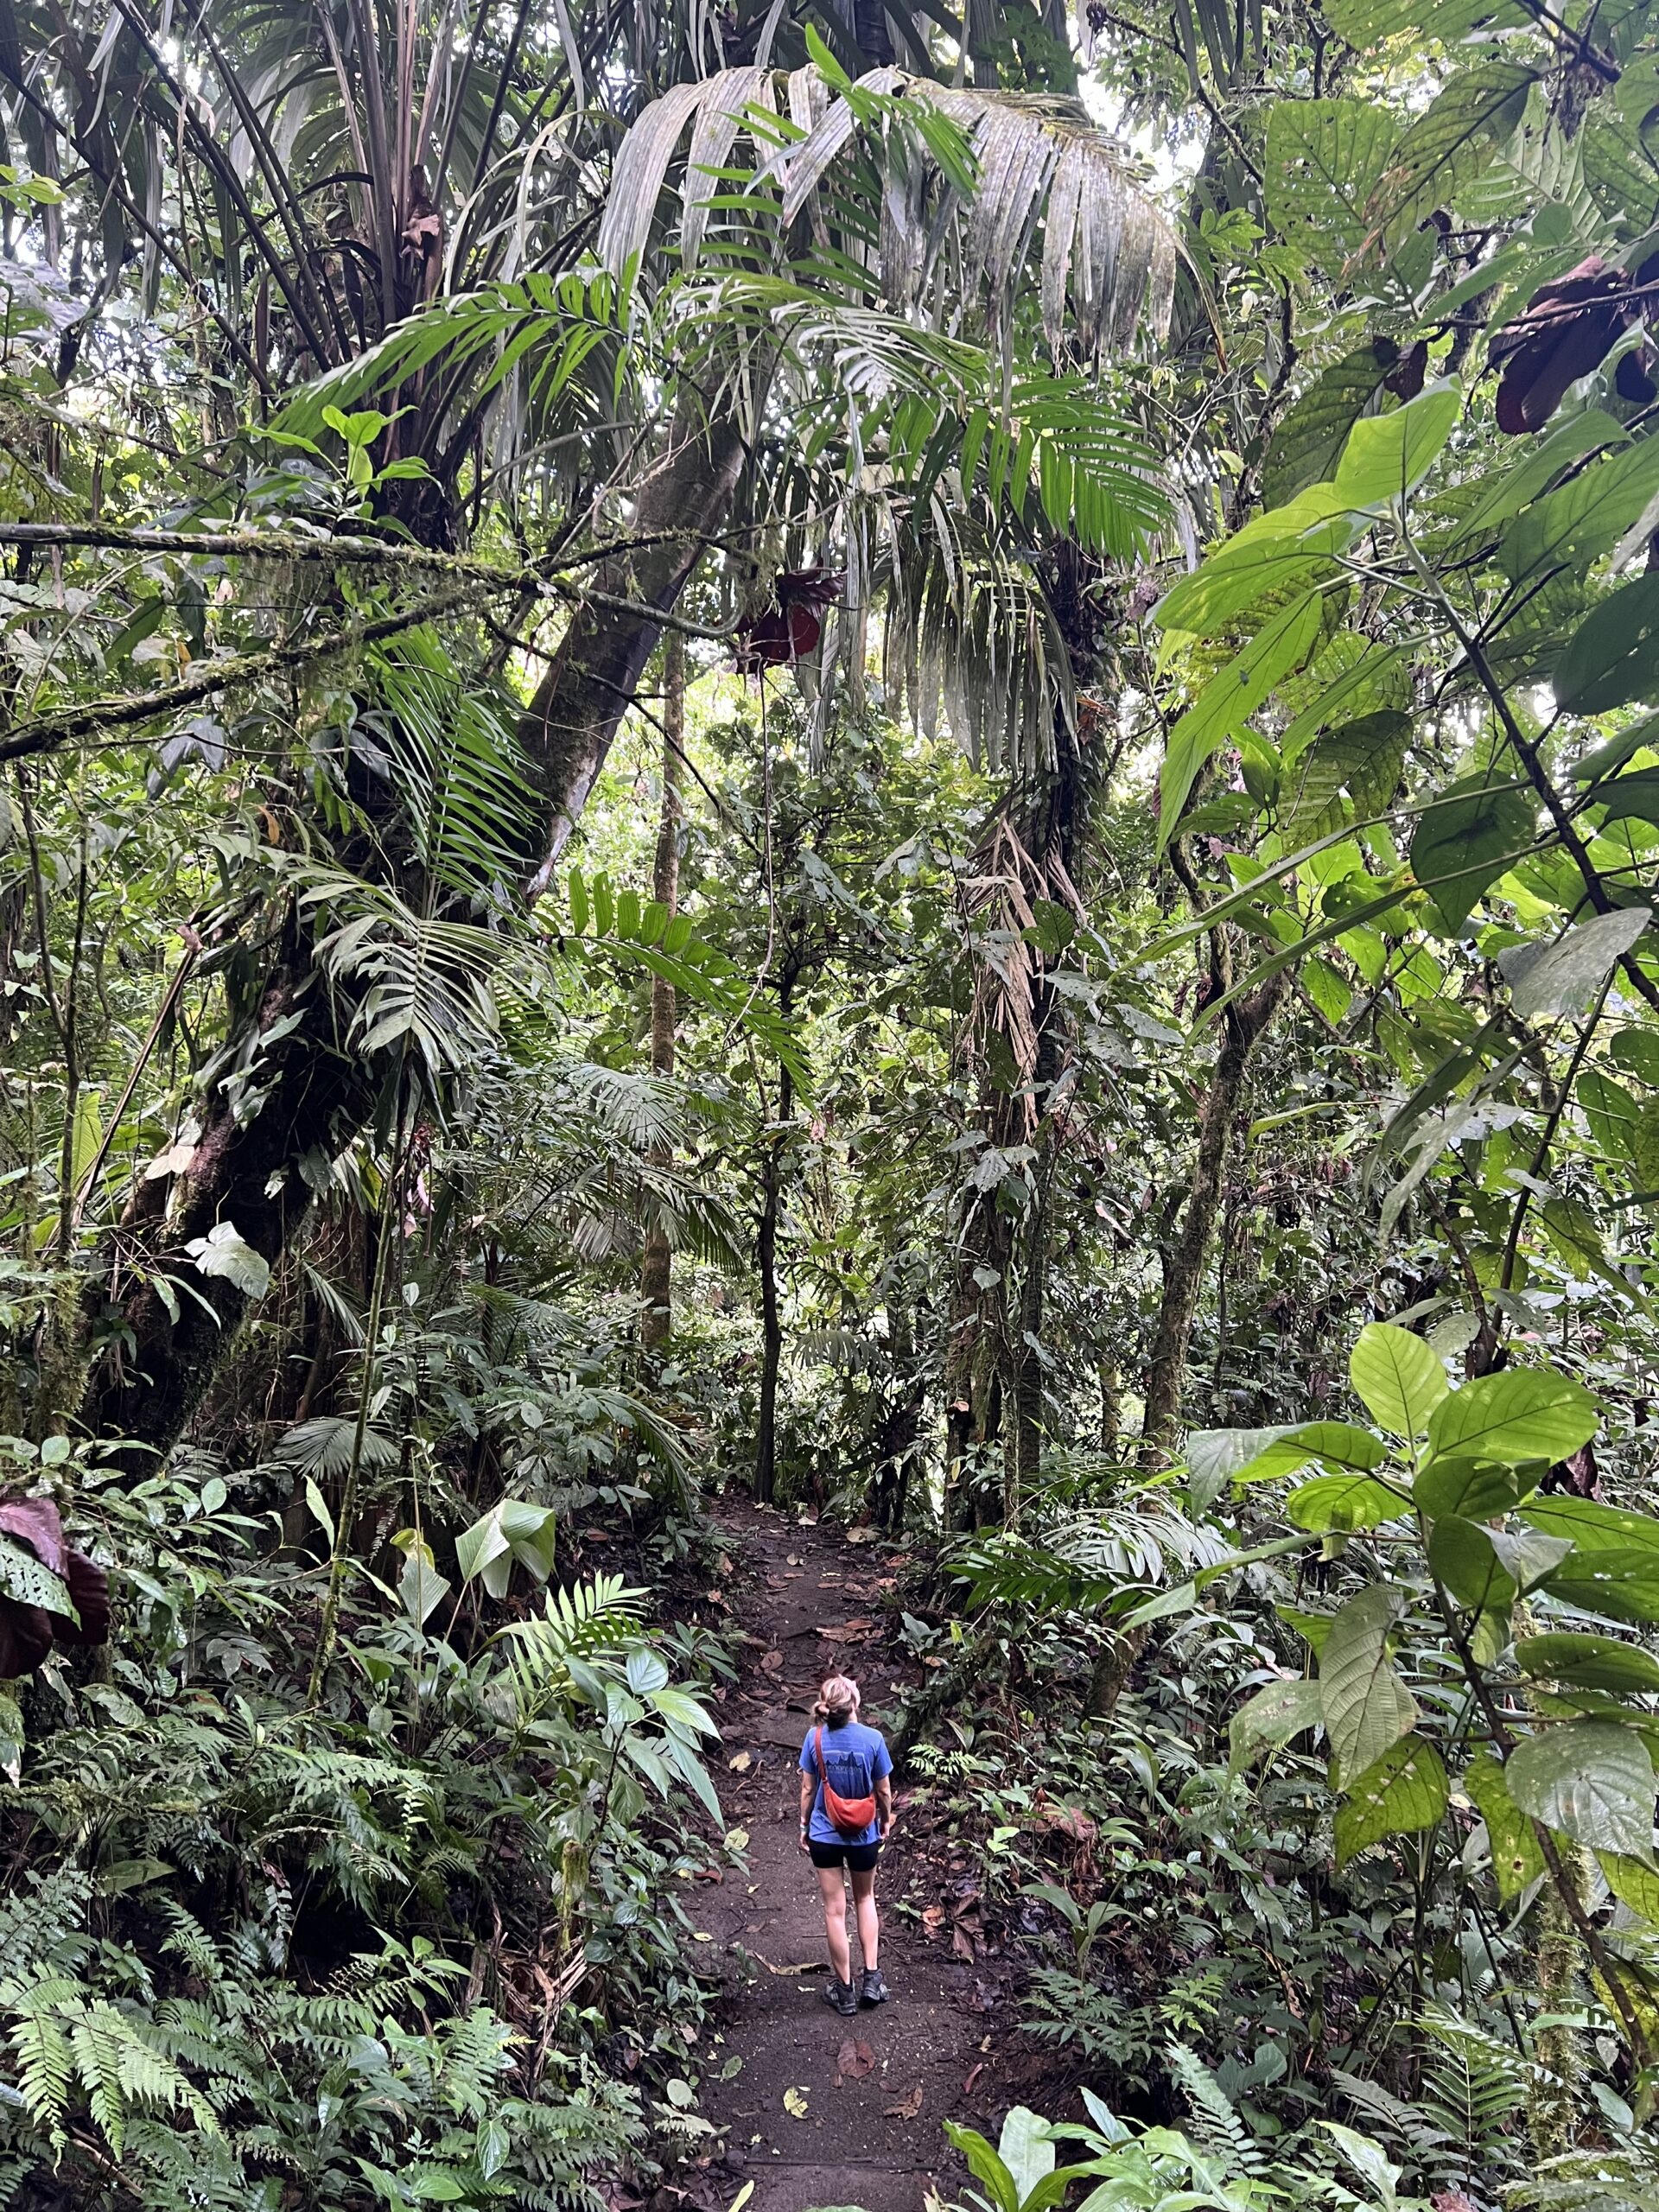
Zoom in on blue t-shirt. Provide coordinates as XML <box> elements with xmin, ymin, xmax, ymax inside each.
<box><xmin>800</xmin><ymin>1718</ymin><xmax>893</xmax><ymax>1847</ymax></box>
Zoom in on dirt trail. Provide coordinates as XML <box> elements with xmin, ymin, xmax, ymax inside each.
<box><xmin>692</xmin><ymin>1502</ymin><xmax>1016</xmax><ymax>2212</ymax></box>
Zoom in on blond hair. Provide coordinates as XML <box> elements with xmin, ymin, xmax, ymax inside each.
<box><xmin>813</xmin><ymin>1674</ymin><xmax>860</xmax><ymax>1726</ymax></box>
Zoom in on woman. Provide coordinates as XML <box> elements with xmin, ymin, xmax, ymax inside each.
<box><xmin>798</xmin><ymin>1672</ymin><xmax>894</xmax><ymax>2016</ymax></box>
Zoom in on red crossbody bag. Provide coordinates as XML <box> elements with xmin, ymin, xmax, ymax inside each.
<box><xmin>813</xmin><ymin>1726</ymin><xmax>878</xmax><ymax>1836</ymax></box>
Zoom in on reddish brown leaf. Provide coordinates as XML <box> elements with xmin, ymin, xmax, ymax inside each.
<box><xmin>884</xmin><ymin>2083</ymin><xmax>924</xmax><ymax>2120</ymax></box>
<box><xmin>1491</xmin><ymin>257</ymin><xmax>1633</xmax><ymax>435</ymax></box>
<box><xmin>0</xmin><ymin>1497</ymin><xmax>67</xmax><ymax>1575</ymax></box>
<box><xmin>836</xmin><ymin>2037</ymin><xmax>875</xmax><ymax>2082</ymax></box>
<box><xmin>963</xmin><ymin>2063</ymin><xmax>984</xmax><ymax>2096</ymax></box>
<box><xmin>951</xmin><ymin>1925</ymin><xmax>976</xmax><ymax>1962</ymax></box>
<box><xmin>760</xmin><ymin>1650</ymin><xmax>785</xmax><ymax>1674</ymax></box>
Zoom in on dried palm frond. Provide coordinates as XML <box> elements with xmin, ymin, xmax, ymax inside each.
<box><xmin>600</xmin><ymin>63</ymin><xmax>1179</xmax><ymax>367</ymax></box>
<box><xmin>959</xmin><ymin>815</ymin><xmax>1087</xmax><ymax>1126</ymax></box>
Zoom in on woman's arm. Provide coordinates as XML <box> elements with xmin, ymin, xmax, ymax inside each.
<box><xmin>799</xmin><ymin>1767</ymin><xmax>814</xmax><ymax>1852</ymax></box>
<box><xmin>875</xmin><ymin>1773</ymin><xmax>893</xmax><ymax>1838</ymax></box>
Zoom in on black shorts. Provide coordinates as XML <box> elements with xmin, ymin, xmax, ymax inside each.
<box><xmin>809</xmin><ymin>1838</ymin><xmax>881</xmax><ymax>1872</ymax></box>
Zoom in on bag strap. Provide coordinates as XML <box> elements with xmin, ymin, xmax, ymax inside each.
<box><xmin>813</xmin><ymin>1726</ymin><xmax>826</xmax><ymax>1784</ymax></box>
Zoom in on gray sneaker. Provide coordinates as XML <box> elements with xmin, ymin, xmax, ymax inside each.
<box><xmin>823</xmin><ymin>1977</ymin><xmax>858</xmax><ymax>2017</ymax></box>
<box><xmin>861</xmin><ymin>1968</ymin><xmax>888</xmax><ymax>2005</ymax></box>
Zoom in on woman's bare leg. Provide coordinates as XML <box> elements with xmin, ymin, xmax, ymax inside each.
<box><xmin>816</xmin><ymin>1863</ymin><xmax>852</xmax><ymax>1981</ymax></box>
<box><xmin>850</xmin><ymin>1864</ymin><xmax>879</xmax><ymax>1972</ymax></box>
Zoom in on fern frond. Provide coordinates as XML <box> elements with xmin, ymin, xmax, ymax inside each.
<box><xmin>1166</xmin><ymin>2039</ymin><xmax>1267</xmax><ymax>2178</ymax></box>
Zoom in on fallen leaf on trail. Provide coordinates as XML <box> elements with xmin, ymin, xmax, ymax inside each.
<box><xmin>1037</xmin><ymin>1801</ymin><xmax>1097</xmax><ymax>1844</ymax></box>
<box><xmin>582</xmin><ymin>1529</ymin><xmax>609</xmax><ymax>1542</ymax></box>
<box><xmin>783</xmin><ymin>2088</ymin><xmax>810</xmax><ymax>2118</ymax></box>
<box><xmin>963</xmin><ymin>2063</ymin><xmax>984</xmax><ymax>2096</ymax></box>
<box><xmin>921</xmin><ymin>1905</ymin><xmax>944</xmax><ymax>1936</ymax></box>
<box><xmin>836</xmin><ymin>2037</ymin><xmax>875</xmax><ymax>2082</ymax></box>
<box><xmin>785</xmin><ymin>1553</ymin><xmax>802</xmax><ymax>1565</ymax></box>
<box><xmin>885</xmin><ymin>2083</ymin><xmax>924</xmax><ymax>2119</ymax></box>
<box><xmin>846</xmin><ymin>1527</ymin><xmax>874</xmax><ymax>1544</ymax></box>
<box><xmin>760</xmin><ymin>1650</ymin><xmax>785</xmax><ymax>1674</ymax></box>
<box><xmin>951</xmin><ymin>1926</ymin><xmax>976</xmax><ymax>1962</ymax></box>
<box><xmin>724</xmin><ymin>1827</ymin><xmax>750</xmax><ymax>1851</ymax></box>
<box><xmin>817</xmin><ymin>1575</ymin><xmax>843</xmax><ymax>1587</ymax></box>
<box><xmin>819</xmin><ymin>1618</ymin><xmax>874</xmax><ymax>1644</ymax></box>
<box><xmin>766</xmin><ymin>1575</ymin><xmax>788</xmax><ymax>1590</ymax></box>
<box><xmin>703</xmin><ymin>1589</ymin><xmax>728</xmax><ymax>1606</ymax></box>
<box><xmin>753</xmin><ymin>1955</ymin><xmax>821</xmax><ymax>1975</ymax></box>
<box><xmin>728</xmin><ymin>1752</ymin><xmax>753</xmax><ymax>1772</ymax></box>
<box><xmin>717</xmin><ymin>1554</ymin><xmax>733</xmax><ymax>1574</ymax></box>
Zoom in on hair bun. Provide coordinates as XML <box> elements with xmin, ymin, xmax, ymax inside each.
<box><xmin>815</xmin><ymin>1673</ymin><xmax>859</xmax><ymax>1725</ymax></box>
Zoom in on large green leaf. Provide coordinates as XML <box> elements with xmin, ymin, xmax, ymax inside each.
<box><xmin>1280</xmin><ymin>710</ymin><xmax>1410</xmax><ymax>841</ymax></box>
<box><xmin>1541</xmin><ymin>1551</ymin><xmax>1659</xmax><ymax>1624</ymax></box>
<box><xmin>1425</xmin><ymin>1367</ymin><xmax>1599</xmax><ymax>1465</ymax></box>
<box><xmin>1465</xmin><ymin>1751</ymin><xmax>1545</xmax><ymax>1900</ymax></box>
<box><xmin>1370</xmin><ymin>62</ymin><xmax>1535</xmax><ymax>233</ymax></box>
<box><xmin>0</xmin><ymin>1534</ymin><xmax>73</xmax><ymax>1619</ymax></box>
<box><xmin>997</xmin><ymin>2106</ymin><xmax>1056</xmax><ymax>2206</ymax></box>
<box><xmin>1522</xmin><ymin>1497</ymin><xmax>1659</xmax><ymax>1555</ymax></box>
<box><xmin>1320</xmin><ymin>1585</ymin><xmax>1418</xmax><ymax>1788</ymax></box>
<box><xmin>1554</xmin><ymin>575</ymin><xmax>1659</xmax><ymax>716</ymax></box>
<box><xmin>1414</xmin><ymin>1457</ymin><xmax>1521</xmax><ymax>1520</ymax></box>
<box><xmin>1408</xmin><ymin>776</ymin><xmax>1537</xmax><ymax>933</ymax></box>
<box><xmin>1261</xmin><ymin>344</ymin><xmax>1402</xmax><ymax>509</ymax></box>
<box><xmin>1159</xmin><ymin>593</ymin><xmax>1325</xmax><ymax>841</ymax></box>
<box><xmin>1516</xmin><ymin>1635</ymin><xmax>1659</xmax><ymax>1695</ymax></box>
<box><xmin>456</xmin><ymin>1499</ymin><xmax>559</xmax><ymax>1599</ymax></box>
<box><xmin>1323</xmin><ymin>0</ymin><xmax>1524</xmax><ymax>41</ymax></box>
<box><xmin>1230</xmin><ymin>1677</ymin><xmax>1325</xmax><ymax>1764</ymax></box>
<box><xmin>1185</xmin><ymin>1424</ymin><xmax>1304</xmax><ymax>1489</ymax></box>
<box><xmin>1498</xmin><ymin>909</ymin><xmax>1651</xmax><ymax>1022</ymax></box>
<box><xmin>1502</xmin><ymin>435</ymin><xmax>1659</xmax><ymax>583</ymax></box>
<box><xmin>1580</xmin><ymin>1068</ymin><xmax>1643</xmax><ymax>1160</ymax></box>
<box><xmin>1349</xmin><ymin>1322</ymin><xmax>1446</xmax><ymax>1439</ymax></box>
<box><xmin>1504</xmin><ymin>1722</ymin><xmax>1656</xmax><ymax>1858</ymax></box>
<box><xmin>1224</xmin><ymin>1421</ymin><xmax>1388</xmax><ymax>1484</ymax></box>
<box><xmin>1265</xmin><ymin>99</ymin><xmax>1400</xmax><ymax>271</ymax></box>
<box><xmin>1427</xmin><ymin>1516</ymin><xmax>1516</xmax><ymax>1612</ymax></box>
<box><xmin>1332</xmin><ymin>379</ymin><xmax>1461</xmax><ymax>509</ymax></box>
<box><xmin>1599</xmin><ymin>1851</ymin><xmax>1659</xmax><ymax>1922</ymax></box>
<box><xmin>1334</xmin><ymin>1736</ymin><xmax>1449</xmax><ymax>1867</ymax></box>
<box><xmin>1154</xmin><ymin>501</ymin><xmax>1351</xmax><ymax>638</ymax></box>
<box><xmin>943</xmin><ymin>2125</ymin><xmax>1020</xmax><ymax>2212</ymax></box>
<box><xmin>1286</xmin><ymin>1473</ymin><xmax>1408</xmax><ymax>1532</ymax></box>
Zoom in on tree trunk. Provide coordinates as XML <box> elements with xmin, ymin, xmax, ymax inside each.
<box><xmin>753</xmin><ymin>1056</ymin><xmax>793</xmax><ymax>1506</ymax></box>
<box><xmin>1007</xmin><ymin>1121</ymin><xmax>1061</xmax><ymax>1524</ymax></box>
<box><xmin>79</xmin><ymin>924</ymin><xmax>378</xmax><ymax>1455</ymax></box>
<box><xmin>870</xmin><ymin>1299</ymin><xmax>921</xmax><ymax>1529</ymax></box>
<box><xmin>79</xmin><ymin>384</ymin><xmax>760</xmax><ymax>1458</ymax></box>
<box><xmin>520</xmin><ymin>385</ymin><xmax>764</xmax><ymax>890</ymax></box>
<box><xmin>639</xmin><ymin>632</ymin><xmax>683</xmax><ymax>1355</ymax></box>
<box><xmin>1088</xmin><ymin>961</ymin><xmax>1288</xmax><ymax>1725</ymax></box>
<box><xmin>1139</xmin><ymin>967</ymin><xmax>1290</xmax><ymax>1462</ymax></box>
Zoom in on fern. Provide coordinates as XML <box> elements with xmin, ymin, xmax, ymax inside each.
<box><xmin>1165</xmin><ymin>2039</ymin><xmax>1268</xmax><ymax>2178</ymax></box>
<box><xmin>1512</xmin><ymin>2141</ymin><xmax>1659</xmax><ymax>2212</ymax></box>
<box><xmin>495</xmin><ymin>1575</ymin><xmax>647</xmax><ymax>1726</ymax></box>
<box><xmin>1418</xmin><ymin>2000</ymin><xmax>1532</xmax><ymax>2181</ymax></box>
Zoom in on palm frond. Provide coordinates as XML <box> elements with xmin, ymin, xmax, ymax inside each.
<box><xmin>603</xmin><ymin>64</ymin><xmax>1180</xmax><ymax>366</ymax></box>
